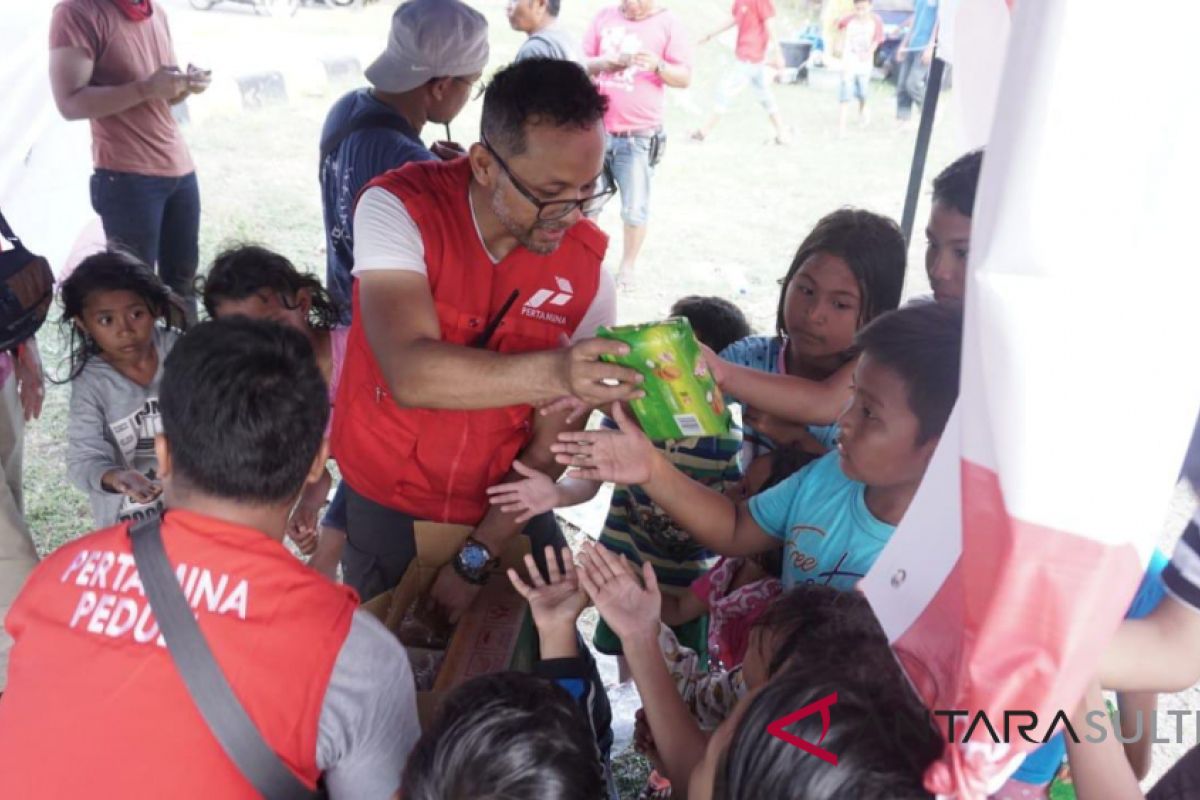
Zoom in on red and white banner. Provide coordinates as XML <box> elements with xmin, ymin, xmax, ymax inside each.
<box><xmin>861</xmin><ymin>1</ymin><xmax>1200</xmax><ymax>795</ymax></box>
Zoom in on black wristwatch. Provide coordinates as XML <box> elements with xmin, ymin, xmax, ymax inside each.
<box><xmin>452</xmin><ymin>537</ymin><xmax>500</xmax><ymax>585</ymax></box>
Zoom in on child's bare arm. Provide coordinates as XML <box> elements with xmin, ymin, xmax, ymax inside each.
<box><xmin>661</xmin><ymin>590</ymin><xmax>708</xmax><ymax>627</ymax></box>
<box><xmin>1064</xmin><ymin>683</ymin><xmax>1145</xmax><ymax>800</ymax></box>
<box><xmin>1101</xmin><ymin>595</ymin><xmax>1200</xmax><ymax>692</ymax></box>
<box><xmin>577</xmin><ymin>544</ymin><xmax>709</xmax><ymax>796</ymax></box>
<box><xmin>554</xmin><ymin>404</ymin><xmax>778</xmax><ymax>557</ymax></box>
<box><xmin>1117</xmin><ymin>690</ymin><xmax>1156</xmax><ymax>780</ymax></box>
<box><xmin>705</xmin><ymin>347</ymin><xmax>855</xmax><ymax>426</ymax></box>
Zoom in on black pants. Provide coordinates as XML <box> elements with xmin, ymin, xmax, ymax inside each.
<box><xmin>341</xmin><ymin>482</ymin><xmax>567</xmax><ymax>601</ymax></box>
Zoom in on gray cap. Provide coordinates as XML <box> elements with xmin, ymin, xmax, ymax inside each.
<box><xmin>365</xmin><ymin>0</ymin><xmax>490</xmax><ymax>94</ymax></box>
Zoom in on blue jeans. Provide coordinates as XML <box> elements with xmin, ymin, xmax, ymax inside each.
<box><xmin>895</xmin><ymin>51</ymin><xmax>930</xmax><ymax>120</ymax></box>
<box><xmin>605</xmin><ymin>135</ymin><xmax>653</xmax><ymax>227</ymax></box>
<box><xmin>90</xmin><ymin>169</ymin><xmax>201</xmax><ymax>318</ymax></box>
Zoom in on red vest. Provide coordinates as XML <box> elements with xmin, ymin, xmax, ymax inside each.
<box><xmin>0</xmin><ymin>510</ymin><xmax>358</xmax><ymax>799</ymax></box>
<box><xmin>333</xmin><ymin>158</ymin><xmax>606</xmax><ymax>524</ymax></box>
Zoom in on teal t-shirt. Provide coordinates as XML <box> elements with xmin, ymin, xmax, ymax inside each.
<box><xmin>748</xmin><ymin>450</ymin><xmax>894</xmax><ymax>589</ymax></box>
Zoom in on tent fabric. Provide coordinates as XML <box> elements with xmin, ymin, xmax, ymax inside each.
<box><xmin>861</xmin><ymin>1</ymin><xmax>1200</xmax><ymax>795</ymax></box>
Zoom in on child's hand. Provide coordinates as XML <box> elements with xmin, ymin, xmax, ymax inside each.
<box><xmin>105</xmin><ymin>469</ymin><xmax>162</xmax><ymax>504</ymax></box>
<box><xmin>487</xmin><ymin>461</ymin><xmax>560</xmax><ymax>522</ymax></box>
<box><xmin>697</xmin><ymin>343</ymin><xmax>731</xmax><ymax>389</ymax></box>
<box><xmin>552</xmin><ymin>402</ymin><xmax>656</xmax><ymax>484</ymax></box>
<box><xmin>535</xmin><ymin>395</ymin><xmax>592</xmax><ymax>423</ymax></box>
<box><xmin>577</xmin><ymin>540</ymin><xmax>661</xmax><ymax>645</ymax></box>
<box><xmin>744</xmin><ymin>407</ymin><xmax>826</xmax><ymax>454</ymax></box>
<box><xmin>508</xmin><ymin>546</ymin><xmax>589</xmax><ymax>658</ymax></box>
<box><xmin>286</xmin><ymin>503</ymin><xmax>321</xmax><ymax>556</ymax></box>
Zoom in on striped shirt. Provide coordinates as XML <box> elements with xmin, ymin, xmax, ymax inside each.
<box><xmin>1164</xmin><ymin>510</ymin><xmax>1200</xmax><ymax>612</ymax></box>
<box><xmin>597</xmin><ymin>416</ymin><xmax>743</xmax><ymax>589</ymax></box>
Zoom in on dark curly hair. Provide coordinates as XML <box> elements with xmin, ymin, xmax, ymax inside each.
<box><xmin>56</xmin><ymin>249</ymin><xmax>188</xmax><ymax>382</ymax></box>
<box><xmin>200</xmin><ymin>244</ymin><xmax>342</xmax><ymax>331</ymax></box>
<box><xmin>481</xmin><ymin>58</ymin><xmax>608</xmax><ymax>156</ymax></box>
<box><xmin>775</xmin><ymin>209</ymin><xmax>906</xmax><ymax>342</ymax></box>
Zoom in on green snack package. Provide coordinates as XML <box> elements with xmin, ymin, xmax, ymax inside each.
<box><xmin>597</xmin><ymin>318</ymin><xmax>732</xmax><ymax>441</ymax></box>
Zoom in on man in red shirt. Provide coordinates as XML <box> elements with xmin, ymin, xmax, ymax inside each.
<box><xmin>692</xmin><ymin>0</ymin><xmax>788</xmax><ymax>144</ymax></box>
<box><xmin>335</xmin><ymin>59</ymin><xmax>643</xmax><ymax>618</ymax></box>
<box><xmin>0</xmin><ymin>319</ymin><xmax>419</xmax><ymax>799</ymax></box>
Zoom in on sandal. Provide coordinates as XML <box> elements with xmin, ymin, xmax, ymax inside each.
<box><xmin>689</xmin><ymin>130</ymin><xmax>706</xmax><ymax>142</ymax></box>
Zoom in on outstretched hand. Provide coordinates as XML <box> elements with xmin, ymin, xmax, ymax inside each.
<box><xmin>576</xmin><ymin>540</ymin><xmax>661</xmax><ymax>646</ymax></box>
<box><xmin>508</xmin><ymin>546</ymin><xmax>589</xmax><ymax>658</ymax></box>
<box><xmin>487</xmin><ymin>460</ymin><xmax>559</xmax><ymax>523</ymax></box>
<box><xmin>551</xmin><ymin>402</ymin><xmax>657</xmax><ymax>484</ymax></box>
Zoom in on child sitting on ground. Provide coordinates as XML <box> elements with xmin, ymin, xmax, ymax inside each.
<box><xmin>489</xmin><ymin>296</ymin><xmax>751</xmax><ymax>673</ymax></box>
<box><xmin>554</xmin><ymin>300</ymin><xmax>963</xmax><ymax>593</ymax></box>
<box><xmin>61</xmin><ymin>250</ymin><xmax>188</xmax><ymax>528</ymax></box>
<box><xmin>201</xmin><ymin>245</ymin><xmax>348</xmax><ymax>579</ymax></box>
<box><xmin>711</xmin><ymin>208</ymin><xmax>905</xmax><ymax>474</ymax></box>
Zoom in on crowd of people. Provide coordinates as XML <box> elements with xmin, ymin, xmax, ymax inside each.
<box><xmin>0</xmin><ymin>1</ymin><xmax>1197</xmax><ymax>799</ymax></box>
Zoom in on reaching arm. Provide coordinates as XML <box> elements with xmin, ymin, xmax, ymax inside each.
<box><xmin>1117</xmin><ymin>690</ymin><xmax>1156</xmax><ymax>780</ymax></box>
<box><xmin>472</xmin><ymin>407</ymin><xmax>586</xmax><ymax>555</ymax></box>
<box><xmin>577</xmin><ymin>544</ymin><xmax>709</xmax><ymax>796</ymax></box>
<box><xmin>1063</xmin><ymin>683</ymin><xmax>1145</xmax><ymax>800</ymax></box>
<box><xmin>712</xmin><ymin>349</ymin><xmax>855</xmax><ymax>426</ymax></box>
<box><xmin>1101</xmin><ymin>594</ymin><xmax>1200</xmax><ymax>692</ymax></box>
<box><xmin>356</xmin><ymin>270</ymin><xmax>638</xmax><ymax>409</ymax></box>
<box><xmin>49</xmin><ymin>47</ymin><xmax>188</xmax><ymax>121</ymax></box>
<box><xmin>553</xmin><ymin>403</ymin><xmax>777</xmax><ymax>557</ymax></box>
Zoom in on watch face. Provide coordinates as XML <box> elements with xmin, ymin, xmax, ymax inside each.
<box><xmin>461</xmin><ymin>544</ymin><xmax>491</xmax><ymax>571</ymax></box>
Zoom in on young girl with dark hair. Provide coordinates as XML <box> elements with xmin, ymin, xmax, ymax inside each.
<box><xmin>709</xmin><ymin>208</ymin><xmax>906</xmax><ymax>477</ymax></box>
<box><xmin>60</xmin><ymin>249</ymin><xmax>188</xmax><ymax>527</ymax></box>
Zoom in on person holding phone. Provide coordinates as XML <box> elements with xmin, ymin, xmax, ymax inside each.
<box><xmin>49</xmin><ymin>0</ymin><xmax>210</xmax><ymax>320</ymax></box>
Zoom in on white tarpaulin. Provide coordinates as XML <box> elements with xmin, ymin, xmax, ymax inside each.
<box><xmin>861</xmin><ymin>0</ymin><xmax>1200</xmax><ymax>795</ymax></box>
<box><xmin>1</xmin><ymin>0</ymin><xmax>96</xmax><ymax>273</ymax></box>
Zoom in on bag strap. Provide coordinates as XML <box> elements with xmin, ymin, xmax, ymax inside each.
<box><xmin>130</xmin><ymin>517</ymin><xmax>321</xmax><ymax>800</ymax></box>
<box><xmin>319</xmin><ymin>110</ymin><xmax>418</xmax><ymax>164</ymax></box>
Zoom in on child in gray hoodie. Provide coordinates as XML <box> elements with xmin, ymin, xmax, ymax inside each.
<box><xmin>60</xmin><ymin>250</ymin><xmax>188</xmax><ymax>528</ymax></box>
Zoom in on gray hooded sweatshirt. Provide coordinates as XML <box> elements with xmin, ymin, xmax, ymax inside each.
<box><xmin>67</xmin><ymin>327</ymin><xmax>177</xmax><ymax>528</ymax></box>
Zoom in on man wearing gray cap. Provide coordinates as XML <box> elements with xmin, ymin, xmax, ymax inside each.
<box><xmin>319</xmin><ymin>0</ymin><xmax>488</xmax><ymax>323</ymax></box>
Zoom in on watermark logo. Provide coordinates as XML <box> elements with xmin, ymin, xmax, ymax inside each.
<box><xmin>766</xmin><ymin>692</ymin><xmax>839</xmax><ymax>765</ymax></box>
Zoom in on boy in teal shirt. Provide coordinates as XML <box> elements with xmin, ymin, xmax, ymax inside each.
<box><xmin>552</xmin><ymin>300</ymin><xmax>963</xmax><ymax>590</ymax></box>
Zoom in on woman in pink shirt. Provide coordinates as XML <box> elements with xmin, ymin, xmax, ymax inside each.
<box><xmin>583</xmin><ymin>0</ymin><xmax>693</xmax><ymax>290</ymax></box>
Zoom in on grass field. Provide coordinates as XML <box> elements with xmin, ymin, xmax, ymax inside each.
<box><xmin>22</xmin><ymin>0</ymin><xmax>1198</xmax><ymax>793</ymax></box>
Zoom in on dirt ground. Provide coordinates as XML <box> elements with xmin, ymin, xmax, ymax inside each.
<box><xmin>24</xmin><ymin>0</ymin><xmax>1199</xmax><ymax>794</ymax></box>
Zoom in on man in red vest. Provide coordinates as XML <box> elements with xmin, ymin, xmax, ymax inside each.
<box><xmin>335</xmin><ymin>58</ymin><xmax>643</xmax><ymax>618</ymax></box>
<box><xmin>0</xmin><ymin>319</ymin><xmax>419</xmax><ymax>799</ymax></box>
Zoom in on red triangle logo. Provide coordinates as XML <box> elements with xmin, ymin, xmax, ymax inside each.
<box><xmin>766</xmin><ymin>692</ymin><xmax>839</xmax><ymax>765</ymax></box>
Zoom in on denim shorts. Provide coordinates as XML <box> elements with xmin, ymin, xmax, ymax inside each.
<box><xmin>839</xmin><ymin>72</ymin><xmax>870</xmax><ymax>103</ymax></box>
<box><xmin>714</xmin><ymin>59</ymin><xmax>778</xmax><ymax>114</ymax></box>
<box><xmin>605</xmin><ymin>134</ymin><xmax>654</xmax><ymax>227</ymax></box>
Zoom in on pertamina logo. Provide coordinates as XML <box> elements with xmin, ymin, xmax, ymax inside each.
<box><xmin>522</xmin><ymin>277</ymin><xmax>573</xmax><ymax>325</ymax></box>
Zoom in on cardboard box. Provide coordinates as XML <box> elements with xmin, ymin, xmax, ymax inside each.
<box><xmin>361</xmin><ymin>521</ymin><xmax>535</xmax><ymax>729</ymax></box>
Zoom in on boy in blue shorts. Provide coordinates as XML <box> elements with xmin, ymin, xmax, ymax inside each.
<box><xmin>552</xmin><ymin>300</ymin><xmax>963</xmax><ymax>589</ymax></box>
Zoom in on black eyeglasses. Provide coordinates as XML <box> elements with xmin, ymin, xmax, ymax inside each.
<box><xmin>482</xmin><ymin>137</ymin><xmax>616</xmax><ymax>221</ymax></box>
